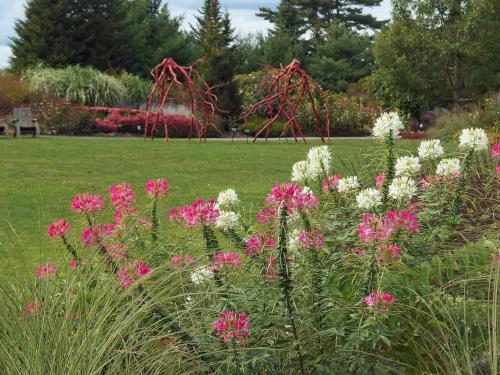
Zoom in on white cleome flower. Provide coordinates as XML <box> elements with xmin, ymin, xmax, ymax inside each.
<box><xmin>395</xmin><ymin>156</ymin><xmax>421</xmax><ymax>176</ymax></box>
<box><xmin>418</xmin><ymin>139</ymin><xmax>444</xmax><ymax>160</ymax></box>
<box><xmin>388</xmin><ymin>176</ymin><xmax>417</xmax><ymax>201</ymax></box>
<box><xmin>288</xmin><ymin>228</ymin><xmax>302</xmax><ymax>253</ymax></box>
<box><xmin>372</xmin><ymin>112</ymin><xmax>404</xmax><ymax>140</ymax></box>
<box><xmin>337</xmin><ymin>176</ymin><xmax>360</xmax><ymax>193</ymax></box>
<box><xmin>191</xmin><ymin>266</ymin><xmax>214</xmax><ymax>285</ymax></box>
<box><xmin>356</xmin><ymin>188</ymin><xmax>383</xmax><ymax>210</ymax></box>
<box><xmin>307</xmin><ymin>146</ymin><xmax>331</xmax><ymax>177</ymax></box>
<box><xmin>216</xmin><ymin>188</ymin><xmax>239</xmax><ymax>211</ymax></box>
<box><xmin>291</xmin><ymin>160</ymin><xmax>313</xmax><ymax>183</ymax></box>
<box><xmin>215</xmin><ymin>211</ymin><xmax>240</xmax><ymax>230</ymax></box>
<box><xmin>459</xmin><ymin>128</ymin><xmax>489</xmax><ymax>151</ymax></box>
<box><xmin>436</xmin><ymin>158</ymin><xmax>461</xmax><ymax>177</ymax></box>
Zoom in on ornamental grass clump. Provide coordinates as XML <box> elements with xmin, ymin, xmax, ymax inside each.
<box><xmin>1</xmin><ymin>128</ymin><xmax>499</xmax><ymax>374</ymax></box>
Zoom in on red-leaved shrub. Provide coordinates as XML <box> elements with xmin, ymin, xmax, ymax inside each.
<box><xmin>94</xmin><ymin>111</ymin><xmax>197</xmax><ymax>137</ymax></box>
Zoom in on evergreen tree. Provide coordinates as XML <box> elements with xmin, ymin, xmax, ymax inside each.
<box><xmin>257</xmin><ymin>0</ymin><xmax>305</xmax><ymax>38</ymax></box>
<box><xmin>10</xmin><ymin>0</ymin><xmax>75</xmax><ymax>70</ymax></box>
<box><xmin>130</xmin><ymin>0</ymin><xmax>197</xmax><ymax>76</ymax></box>
<box><xmin>306</xmin><ymin>24</ymin><xmax>373</xmax><ymax>91</ymax></box>
<box><xmin>192</xmin><ymin>1</ymin><xmax>240</xmax><ymax>121</ymax></box>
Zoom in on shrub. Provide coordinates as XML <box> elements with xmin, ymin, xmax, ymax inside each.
<box><xmin>118</xmin><ymin>73</ymin><xmax>153</xmax><ymax>108</ymax></box>
<box><xmin>23</xmin><ymin>65</ymin><xmax>127</xmax><ymax>107</ymax></box>
<box><xmin>1</xmin><ymin>126</ymin><xmax>499</xmax><ymax>374</ymax></box>
<box><xmin>0</xmin><ymin>73</ymin><xmax>32</xmax><ymax>115</ymax></box>
<box><xmin>238</xmin><ymin>115</ymin><xmax>286</xmax><ymax>138</ymax></box>
<box><xmin>48</xmin><ymin>106</ymin><xmax>96</xmax><ymax>135</ymax></box>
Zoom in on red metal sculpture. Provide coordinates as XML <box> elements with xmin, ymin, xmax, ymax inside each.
<box><xmin>145</xmin><ymin>57</ymin><xmax>225</xmax><ymax>141</ymax></box>
<box><xmin>238</xmin><ymin>59</ymin><xmax>330</xmax><ymax>143</ymax></box>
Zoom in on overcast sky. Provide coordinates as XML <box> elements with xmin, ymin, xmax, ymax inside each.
<box><xmin>0</xmin><ymin>0</ymin><xmax>391</xmax><ymax>69</ymax></box>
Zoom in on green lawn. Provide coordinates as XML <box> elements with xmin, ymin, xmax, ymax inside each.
<box><xmin>0</xmin><ymin>136</ymin><xmax>421</xmax><ymax>277</ymax></box>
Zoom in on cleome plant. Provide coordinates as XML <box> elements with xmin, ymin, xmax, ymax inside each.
<box><xmin>0</xmin><ymin>114</ymin><xmax>499</xmax><ymax>375</ymax></box>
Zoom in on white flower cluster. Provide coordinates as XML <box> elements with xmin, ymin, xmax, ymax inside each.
<box><xmin>216</xmin><ymin>188</ymin><xmax>239</xmax><ymax>211</ymax></box>
<box><xmin>395</xmin><ymin>156</ymin><xmax>421</xmax><ymax>176</ymax></box>
<box><xmin>291</xmin><ymin>146</ymin><xmax>331</xmax><ymax>183</ymax></box>
<box><xmin>388</xmin><ymin>176</ymin><xmax>417</xmax><ymax>201</ymax></box>
<box><xmin>418</xmin><ymin>139</ymin><xmax>444</xmax><ymax>160</ymax></box>
<box><xmin>288</xmin><ymin>228</ymin><xmax>302</xmax><ymax>253</ymax></box>
<box><xmin>372</xmin><ymin>112</ymin><xmax>404</xmax><ymax>140</ymax></box>
<box><xmin>436</xmin><ymin>158</ymin><xmax>461</xmax><ymax>177</ymax></box>
<box><xmin>356</xmin><ymin>188</ymin><xmax>382</xmax><ymax>210</ymax></box>
<box><xmin>459</xmin><ymin>128</ymin><xmax>489</xmax><ymax>151</ymax></box>
<box><xmin>191</xmin><ymin>266</ymin><xmax>214</xmax><ymax>285</ymax></box>
<box><xmin>215</xmin><ymin>211</ymin><xmax>240</xmax><ymax>230</ymax></box>
<box><xmin>337</xmin><ymin>176</ymin><xmax>360</xmax><ymax>193</ymax></box>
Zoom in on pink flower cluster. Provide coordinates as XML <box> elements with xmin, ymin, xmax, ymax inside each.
<box><xmin>213</xmin><ymin>311</ymin><xmax>250</xmax><ymax>343</ymax></box>
<box><xmin>364</xmin><ymin>291</ymin><xmax>396</xmax><ymax>312</ymax></box>
<box><xmin>24</xmin><ymin>300</ymin><xmax>42</xmax><ymax>316</ymax></box>
<box><xmin>376</xmin><ymin>244</ymin><xmax>401</xmax><ymax>263</ymax></box>
<box><xmin>69</xmin><ymin>258</ymin><xmax>88</xmax><ymax>271</ymax></box>
<box><xmin>492</xmin><ymin>143</ymin><xmax>500</xmax><ymax>159</ymax></box>
<box><xmin>116</xmin><ymin>260</ymin><xmax>153</xmax><ymax>289</ymax></box>
<box><xmin>420</xmin><ymin>174</ymin><xmax>459</xmax><ymax>191</ymax></box>
<box><xmin>211</xmin><ymin>252</ymin><xmax>241</xmax><ymax>270</ymax></box>
<box><xmin>322</xmin><ymin>175</ymin><xmax>342</xmax><ymax>193</ymax></box>
<box><xmin>82</xmin><ymin>224</ymin><xmax>115</xmax><ymax>247</ymax></box>
<box><xmin>358</xmin><ymin>210</ymin><xmax>419</xmax><ymax>242</ymax></box>
<box><xmin>298</xmin><ymin>229</ymin><xmax>325</xmax><ymax>250</ymax></box>
<box><xmin>71</xmin><ymin>193</ymin><xmax>104</xmax><ymax>214</ymax></box>
<box><xmin>375</xmin><ymin>173</ymin><xmax>386</xmax><ymax>190</ymax></box>
<box><xmin>244</xmin><ymin>233</ymin><xmax>276</xmax><ymax>255</ymax></box>
<box><xmin>109</xmin><ymin>183</ymin><xmax>136</xmax><ymax>214</ymax></box>
<box><xmin>47</xmin><ymin>219</ymin><xmax>71</xmax><ymax>238</ymax></box>
<box><xmin>256</xmin><ymin>207</ymin><xmax>277</xmax><ymax>225</ymax></box>
<box><xmin>145</xmin><ymin>178</ymin><xmax>169</xmax><ymax>197</ymax></box>
<box><xmin>168</xmin><ymin>198</ymin><xmax>219</xmax><ymax>228</ymax></box>
<box><xmin>35</xmin><ymin>263</ymin><xmax>57</xmax><ymax>279</ymax></box>
<box><xmin>104</xmin><ymin>242</ymin><xmax>128</xmax><ymax>261</ymax></box>
<box><xmin>266</xmin><ymin>183</ymin><xmax>318</xmax><ymax>212</ymax></box>
<box><xmin>171</xmin><ymin>254</ymin><xmax>196</xmax><ymax>269</ymax></box>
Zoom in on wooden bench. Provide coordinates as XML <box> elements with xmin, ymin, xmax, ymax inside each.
<box><xmin>13</xmin><ymin>107</ymin><xmax>40</xmax><ymax>137</ymax></box>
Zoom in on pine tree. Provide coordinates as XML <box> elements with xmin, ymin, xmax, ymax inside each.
<box><xmin>192</xmin><ymin>1</ymin><xmax>240</xmax><ymax>121</ymax></box>
<box><xmin>10</xmin><ymin>0</ymin><xmax>76</xmax><ymax>70</ymax></box>
<box><xmin>257</xmin><ymin>0</ymin><xmax>305</xmax><ymax>38</ymax></box>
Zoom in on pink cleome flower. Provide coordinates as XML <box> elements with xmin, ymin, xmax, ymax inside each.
<box><xmin>263</xmin><ymin>256</ymin><xmax>279</xmax><ymax>280</ymax></box>
<box><xmin>298</xmin><ymin>229</ymin><xmax>325</xmax><ymax>250</ymax></box>
<box><xmin>256</xmin><ymin>207</ymin><xmax>277</xmax><ymax>225</ymax></box>
<box><xmin>24</xmin><ymin>300</ymin><xmax>42</xmax><ymax>316</ymax></box>
<box><xmin>71</xmin><ymin>193</ymin><xmax>104</xmax><ymax>214</ymax></box>
<box><xmin>171</xmin><ymin>254</ymin><xmax>196</xmax><ymax>269</ymax></box>
<box><xmin>109</xmin><ymin>183</ymin><xmax>136</xmax><ymax>213</ymax></box>
<box><xmin>69</xmin><ymin>258</ymin><xmax>88</xmax><ymax>271</ymax></box>
<box><xmin>322</xmin><ymin>175</ymin><xmax>342</xmax><ymax>193</ymax></box>
<box><xmin>104</xmin><ymin>242</ymin><xmax>128</xmax><ymax>261</ymax></box>
<box><xmin>81</xmin><ymin>224</ymin><xmax>115</xmax><ymax>247</ymax></box>
<box><xmin>265</xmin><ymin>183</ymin><xmax>318</xmax><ymax>214</ymax></box>
<box><xmin>116</xmin><ymin>260</ymin><xmax>153</xmax><ymax>289</ymax></box>
<box><xmin>376</xmin><ymin>244</ymin><xmax>402</xmax><ymax>263</ymax></box>
<box><xmin>168</xmin><ymin>198</ymin><xmax>219</xmax><ymax>228</ymax></box>
<box><xmin>364</xmin><ymin>291</ymin><xmax>396</xmax><ymax>312</ymax></box>
<box><xmin>358</xmin><ymin>210</ymin><xmax>419</xmax><ymax>242</ymax></box>
<box><xmin>47</xmin><ymin>219</ymin><xmax>71</xmax><ymax>238</ymax></box>
<box><xmin>213</xmin><ymin>311</ymin><xmax>250</xmax><ymax>343</ymax></box>
<box><xmin>244</xmin><ymin>233</ymin><xmax>276</xmax><ymax>255</ymax></box>
<box><xmin>35</xmin><ymin>263</ymin><xmax>58</xmax><ymax>279</ymax></box>
<box><xmin>211</xmin><ymin>252</ymin><xmax>241</xmax><ymax>270</ymax></box>
<box><xmin>375</xmin><ymin>173</ymin><xmax>386</xmax><ymax>190</ymax></box>
<box><xmin>492</xmin><ymin>143</ymin><xmax>500</xmax><ymax>159</ymax></box>
<box><xmin>145</xmin><ymin>178</ymin><xmax>169</xmax><ymax>197</ymax></box>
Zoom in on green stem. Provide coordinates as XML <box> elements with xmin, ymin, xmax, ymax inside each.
<box><xmin>151</xmin><ymin>197</ymin><xmax>159</xmax><ymax>243</ymax></box>
<box><xmin>277</xmin><ymin>204</ymin><xmax>306</xmax><ymax>375</ymax></box>
<box><xmin>449</xmin><ymin>148</ymin><xmax>474</xmax><ymax>224</ymax></box>
<box><xmin>382</xmin><ymin>131</ymin><xmax>395</xmax><ymax>205</ymax></box>
<box><xmin>201</xmin><ymin>223</ymin><xmax>224</xmax><ymax>287</ymax></box>
<box><xmin>61</xmin><ymin>235</ymin><xmax>79</xmax><ymax>263</ymax></box>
